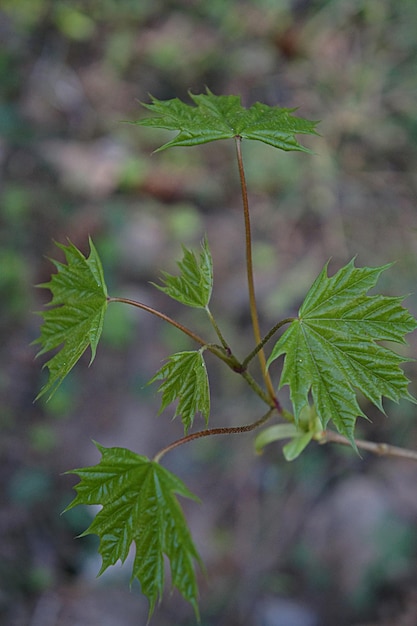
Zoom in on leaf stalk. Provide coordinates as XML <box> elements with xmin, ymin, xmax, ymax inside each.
<box><xmin>242</xmin><ymin>317</ymin><xmax>296</xmax><ymax>369</ymax></box>
<box><xmin>206</xmin><ymin>306</ymin><xmax>230</xmax><ymax>352</ymax></box>
<box><xmin>108</xmin><ymin>295</ymin><xmax>209</xmax><ymax>347</ymax></box>
<box><xmin>153</xmin><ymin>408</ymin><xmax>275</xmax><ymax>463</ymax></box>
<box><xmin>234</xmin><ymin>137</ymin><xmax>281</xmax><ymax>411</ymax></box>
<box><xmin>108</xmin><ymin>296</ymin><xmax>273</xmax><ymax>405</ymax></box>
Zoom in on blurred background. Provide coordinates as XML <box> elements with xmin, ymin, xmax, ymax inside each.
<box><xmin>1</xmin><ymin>1</ymin><xmax>417</xmax><ymax>625</ymax></box>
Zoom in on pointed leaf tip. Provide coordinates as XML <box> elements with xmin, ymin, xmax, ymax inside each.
<box><xmin>268</xmin><ymin>259</ymin><xmax>417</xmax><ymax>445</ymax></box>
<box><xmin>64</xmin><ymin>445</ymin><xmax>201</xmax><ymax>618</ymax></box>
<box><xmin>149</xmin><ymin>350</ymin><xmax>210</xmax><ymax>433</ymax></box>
<box><xmin>34</xmin><ymin>239</ymin><xmax>108</xmax><ymax>401</ymax></box>
<box><xmin>153</xmin><ymin>238</ymin><xmax>213</xmax><ymax>309</ymax></box>
<box><xmin>134</xmin><ymin>90</ymin><xmax>319</xmax><ymax>153</ymax></box>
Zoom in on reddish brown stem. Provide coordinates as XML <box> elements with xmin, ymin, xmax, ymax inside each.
<box><xmin>234</xmin><ymin>137</ymin><xmax>281</xmax><ymax>412</ymax></box>
<box><xmin>108</xmin><ymin>296</ymin><xmax>207</xmax><ymax>347</ymax></box>
<box><xmin>108</xmin><ymin>296</ymin><xmax>272</xmax><ymax>405</ymax></box>
<box><xmin>153</xmin><ymin>408</ymin><xmax>275</xmax><ymax>463</ymax></box>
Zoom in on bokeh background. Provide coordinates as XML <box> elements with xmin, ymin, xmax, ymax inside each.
<box><xmin>1</xmin><ymin>1</ymin><xmax>417</xmax><ymax>625</ymax></box>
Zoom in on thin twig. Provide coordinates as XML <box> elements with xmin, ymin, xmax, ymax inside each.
<box><xmin>108</xmin><ymin>296</ymin><xmax>273</xmax><ymax>405</ymax></box>
<box><xmin>108</xmin><ymin>296</ymin><xmax>230</xmax><ymax>364</ymax></box>
<box><xmin>240</xmin><ymin>371</ymin><xmax>276</xmax><ymax>408</ymax></box>
<box><xmin>153</xmin><ymin>408</ymin><xmax>275</xmax><ymax>463</ymax></box>
<box><xmin>234</xmin><ymin>137</ymin><xmax>280</xmax><ymax>411</ymax></box>
<box><xmin>108</xmin><ymin>296</ymin><xmax>208</xmax><ymax>346</ymax></box>
<box><xmin>206</xmin><ymin>306</ymin><xmax>230</xmax><ymax>352</ymax></box>
<box><xmin>318</xmin><ymin>430</ymin><xmax>417</xmax><ymax>461</ymax></box>
<box><xmin>242</xmin><ymin>317</ymin><xmax>295</xmax><ymax>369</ymax></box>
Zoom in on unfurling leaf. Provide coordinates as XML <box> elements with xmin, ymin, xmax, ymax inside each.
<box><xmin>65</xmin><ymin>444</ymin><xmax>201</xmax><ymax>619</ymax></box>
<box><xmin>34</xmin><ymin>238</ymin><xmax>108</xmax><ymax>400</ymax></box>
<box><xmin>282</xmin><ymin>432</ymin><xmax>314</xmax><ymax>461</ymax></box>
<box><xmin>149</xmin><ymin>350</ymin><xmax>210</xmax><ymax>433</ymax></box>
<box><xmin>154</xmin><ymin>237</ymin><xmax>213</xmax><ymax>309</ymax></box>
<box><xmin>255</xmin><ymin>405</ymin><xmax>320</xmax><ymax>461</ymax></box>
<box><xmin>267</xmin><ymin>260</ymin><xmax>417</xmax><ymax>445</ymax></box>
<box><xmin>255</xmin><ymin>423</ymin><xmax>299</xmax><ymax>453</ymax></box>
<box><xmin>133</xmin><ymin>88</ymin><xmax>319</xmax><ymax>153</ymax></box>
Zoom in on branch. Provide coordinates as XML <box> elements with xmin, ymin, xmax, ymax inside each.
<box><xmin>234</xmin><ymin>137</ymin><xmax>280</xmax><ymax>410</ymax></box>
<box><xmin>108</xmin><ymin>296</ymin><xmax>274</xmax><ymax>407</ymax></box>
<box><xmin>153</xmin><ymin>408</ymin><xmax>275</xmax><ymax>463</ymax></box>
<box><xmin>242</xmin><ymin>317</ymin><xmax>295</xmax><ymax>369</ymax></box>
<box><xmin>206</xmin><ymin>306</ymin><xmax>230</xmax><ymax>352</ymax></box>
<box><xmin>318</xmin><ymin>430</ymin><xmax>417</xmax><ymax>461</ymax></box>
<box><xmin>108</xmin><ymin>296</ymin><xmax>207</xmax><ymax>344</ymax></box>
<box><xmin>108</xmin><ymin>296</ymin><xmax>230</xmax><ymax>363</ymax></box>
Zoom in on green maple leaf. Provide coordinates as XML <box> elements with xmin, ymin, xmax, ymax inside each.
<box><xmin>34</xmin><ymin>238</ymin><xmax>108</xmax><ymax>400</ymax></box>
<box><xmin>149</xmin><ymin>350</ymin><xmax>210</xmax><ymax>433</ymax></box>
<box><xmin>154</xmin><ymin>237</ymin><xmax>213</xmax><ymax>309</ymax></box>
<box><xmin>65</xmin><ymin>443</ymin><xmax>201</xmax><ymax>619</ymax></box>
<box><xmin>133</xmin><ymin>88</ymin><xmax>319</xmax><ymax>152</ymax></box>
<box><xmin>267</xmin><ymin>259</ymin><xmax>417</xmax><ymax>444</ymax></box>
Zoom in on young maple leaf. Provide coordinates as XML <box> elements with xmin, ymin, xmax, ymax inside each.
<box><xmin>267</xmin><ymin>259</ymin><xmax>417</xmax><ymax>445</ymax></box>
<box><xmin>65</xmin><ymin>444</ymin><xmax>202</xmax><ymax>619</ymax></box>
<box><xmin>34</xmin><ymin>238</ymin><xmax>108</xmax><ymax>400</ymax></box>
<box><xmin>133</xmin><ymin>88</ymin><xmax>319</xmax><ymax>152</ymax></box>
<box><xmin>153</xmin><ymin>237</ymin><xmax>213</xmax><ymax>309</ymax></box>
<box><xmin>149</xmin><ymin>350</ymin><xmax>210</xmax><ymax>433</ymax></box>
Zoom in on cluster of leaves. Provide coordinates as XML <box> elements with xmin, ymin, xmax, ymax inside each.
<box><xmin>34</xmin><ymin>91</ymin><xmax>417</xmax><ymax>619</ymax></box>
